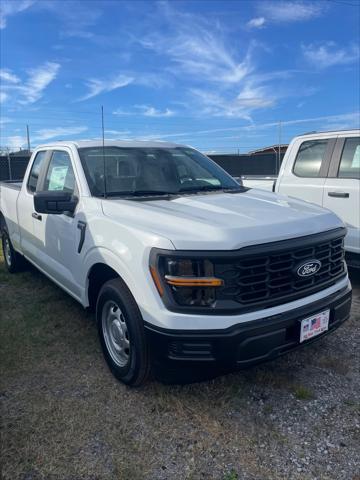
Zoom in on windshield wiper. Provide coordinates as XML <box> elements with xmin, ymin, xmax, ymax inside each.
<box><xmin>106</xmin><ymin>190</ymin><xmax>177</xmax><ymax>197</ymax></box>
<box><xmin>179</xmin><ymin>185</ymin><xmax>241</xmax><ymax>193</ymax></box>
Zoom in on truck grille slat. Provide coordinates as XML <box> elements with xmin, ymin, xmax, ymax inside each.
<box><xmin>216</xmin><ymin>233</ymin><xmax>346</xmax><ymax>311</ymax></box>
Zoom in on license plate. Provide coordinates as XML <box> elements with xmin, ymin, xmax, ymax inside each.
<box><xmin>300</xmin><ymin>310</ymin><xmax>330</xmax><ymax>343</ymax></box>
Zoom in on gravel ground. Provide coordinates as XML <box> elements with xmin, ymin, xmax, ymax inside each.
<box><xmin>0</xmin><ymin>250</ymin><xmax>359</xmax><ymax>480</ymax></box>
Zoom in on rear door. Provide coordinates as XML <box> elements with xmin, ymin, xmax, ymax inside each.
<box><xmin>323</xmin><ymin>135</ymin><xmax>360</xmax><ymax>253</ymax></box>
<box><xmin>17</xmin><ymin>150</ymin><xmax>49</xmax><ymax>261</ymax></box>
<box><xmin>277</xmin><ymin>137</ymin><xmax>336</xmax><ymax>206</ymax></box>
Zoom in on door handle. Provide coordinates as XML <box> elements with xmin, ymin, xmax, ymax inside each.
<box><xmin>32</xmin><ymin>212</ymin><xmax>42</xmax><ymax>221</ymax></box>
<box><xmin>77</xmin><ymin>221</ymin><xmax>87</xmax><ymax>253</ymax></box>
<box><xmin>328</xmin><ymin>192</ymin><xmax>349</xmax><ymax>198</ymax></box>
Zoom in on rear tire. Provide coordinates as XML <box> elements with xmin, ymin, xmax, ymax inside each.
<box><xmin>96</xmin><ymin>277</ymin><xmax>151</xmax><ymax>386</ymax></box>
<box><xmin>1</xmin><ymin>227</ymin><xmax>25</xmax><ymax>273</ymax></box>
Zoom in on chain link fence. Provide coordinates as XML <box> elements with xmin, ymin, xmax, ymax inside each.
<box><xmin>0</xmin><ymin>150</ymin><xmax>32</xmax><ymax>181</ymax></box>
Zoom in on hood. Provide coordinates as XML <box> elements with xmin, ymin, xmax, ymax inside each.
<box><xmin>102</xmin><ymin>189</ymin><xmax>344</xmax><ymax>250</ymax></box>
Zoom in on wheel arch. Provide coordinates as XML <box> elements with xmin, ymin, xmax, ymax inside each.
<box><xmin>0</xmin><ymin>212</ymin><xmax>6</xmax><ymax>232</ymax></box>
<box><xmin>87</xmin><ymin>262</ymin><xmax>120</xmax><ymax>311</ymax></box>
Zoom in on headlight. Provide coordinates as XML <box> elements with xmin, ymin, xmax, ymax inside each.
<box><xmin>150</xmin><ymin>254</ymin><xmax>223</xmax><ymax>308</ymax></box>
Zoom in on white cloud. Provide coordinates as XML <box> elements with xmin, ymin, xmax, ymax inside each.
<box><xmin>78</xmin><ymin>74</ymin><xmax>134</xmax><ymax>101</ymax></box>
<box><xmin>139</xmin><ymin>3</ymin><xmax>254</xmax><ymax>86</ymax></box>
<box><xmin>0</xmin><ymin>92</ymin><xmax>8</xmax><ymax>103</ymax></box>
<box><xmin>189</xmin><ymin>79</ymin><xmax>276</xmax><ymax>119</ymax></box>
<box><xmin>0</xmin><ymin>116</ymin><xmax>12</xmax><ymax>125</ymax></box>
<box><xmin>247</xmin><ymin>17</ymin><xmax>266</xmax><ymax>28</ymax></box>
<box><xmin>113</xmin><ymin>105</ymin><xmax>176</xmax><ymax>117</ymax></box>
<box><xmin>105</xmin><ymin>129</ymin><xmax>131</xmax><ymax>136</ymax></box>
<box><xmin>0</xmin><ymin>0</ymin><xmax>34</xmax><ymax>29</ymax></box>
<box><xmin>237</xmin><ymin>83</ymin><xmax>274</xmax><ymax>108</ymax></box>
<box><xmin>4</xmin><ymin>135</ymin><xmax>28</xmax><ymax>150</ymax></box>
<box><xmin>1</xmin><ymin>62</ymin><xmax>60</xmax><ymax>104</ymax></box>
<box><xmin>39</xmin><ymin>1</ymin><xmax>102</xmax><ymax>39</ymax></box>
<box><xmin>34</xmin><ymin>126</ymin><xmax>88</xmax><ymax>141</ymax></box>
<box><xmin>302</xmin><ymin>42</ymin><xmax>360</xmax><ymax>69</ymax></box>
<box><xmin>136</xmin><ymin>105</ymin><xmax>175</xmax><ymax>117</ymax></box>
<box><xmin>0</xmin><ymin>69</ymin><xmax>20</xmax><ymax>83</ymax></box>
<box><xmin>112</xmin><ymin>108</ymin><xmax>131</xmax><ymax>116</ymax></box>
<box><xmin>3</xmin><ymin>126</ymin><xmax>90</xmax><ymax>150</ymax></box>
<box><xmin>21</xmin><ymin>62</ymin><xmax>60</xmax><ymax>104</ymax></box>
<box><xmin>137</xmin><ymin>2</ymin><xmax>287</xmax><ymax>120</ymax></box>
<box><xmin>257</xmin><ymin>1</ymin><xmax>324</xmax><ymax>23</ymax></box>
<box><xmin>144</xmin><ymin>112</ymin><xmax>360</xmax><ymax>140</ymax></box>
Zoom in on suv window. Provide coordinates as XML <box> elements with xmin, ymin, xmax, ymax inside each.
<box><xmin>27</xmin><ymin>151</ymin><xmax>47</xmax><ymax>193</ymax></box>
<box><xmin>293</xmin><ymin>140</ymin><xmax>328</xmax><ymax>177</ymax></box>
<box><xmin>44</xmin><ymin>151</ymin><xmax>76</xmax><ymax>193</ymax></box>
<box><xmin>338</xmin><ymin>137</ymin><xmax>360</xmax><ymax>179</ymax></box>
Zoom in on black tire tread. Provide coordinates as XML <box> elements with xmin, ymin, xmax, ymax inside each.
<box><xmin>96</xmin><ymin>277</ymin><xmax>151</xmax><ymax>387</ymax></box>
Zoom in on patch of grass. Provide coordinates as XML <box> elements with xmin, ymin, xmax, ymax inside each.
<box><xmin>223</xmin><ymin>470</ymin><xmax>239</xmax><ymax>480</ymax></box>
<box><xmin>293</xmin><ymin>385</ymin><xmax>315</xmax><ymax>400</ymax></box>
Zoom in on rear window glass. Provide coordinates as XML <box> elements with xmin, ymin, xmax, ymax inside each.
<box><xmin>293</xmin><ymin>140</ymin><xmax>328</xmax><ymax>177</ymax></box>
<box><xmin>338</xmin><ymin>137</ymin><xmax>360</xmax><ymax>179</ymax></box>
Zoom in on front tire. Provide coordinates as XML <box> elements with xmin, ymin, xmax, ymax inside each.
<box><xmin>96</xmin><ymin>278</ymin><xmax>151</xmax><ymax>386</ymax></box>
<box><xmin>1</xmin><ymin>228</ymin><xmax>25</xmax><ymax>273</ymax></box>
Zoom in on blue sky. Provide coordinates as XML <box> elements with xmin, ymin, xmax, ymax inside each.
<box><xmin>0</xmin><ymin>0</ymin><xmax>359</xmax><ymax>152</ymax></box>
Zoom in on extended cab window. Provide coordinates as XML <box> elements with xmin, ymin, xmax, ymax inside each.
<box><xmin>338</xmin><ymin>137</ymin><xmax>360</xmax><ymax>179</ymax></box>
<box><xmin>44</xmin><ymin>151</ymin><xmax>76</xmax><ymax>193</ymax></box>
<box><xmin>293</xmin><ymin>140</ymin><xmax>328</xmax><ymax>177</ymax></box>
<box><xmin>27</xmin><ymin>151</ymin><xmax>47</xmax><ymax>193</ymax></box>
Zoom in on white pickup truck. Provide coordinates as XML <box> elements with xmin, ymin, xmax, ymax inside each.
<box><xmin>242</xmin><ymin>130</ymin><xmax>360</xmax><ymax>267</ymax></box>
<box><xmin>0</xmin><ymin>140</ymin><xmax>352</xmax><ymax>385</ymax></box>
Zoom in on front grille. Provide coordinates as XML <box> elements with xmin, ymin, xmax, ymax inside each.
<box><xmin>215</xmin><ymin>229</ymin><xmax>346</xmax><ymax>312</ymax></box>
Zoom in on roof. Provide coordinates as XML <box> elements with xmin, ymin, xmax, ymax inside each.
<box><xmin>36</xmin><ymin>139</ymin><xmax>187</xmax><ymax>149</ymax></box>
<box><xmin>247</xmin><ymin>144</ymin><xmax>288</xmax><ymax>154</ymax></box>
<box><xmin>298</xmin><ymin>128</ymin><xmax>360</xmax><ymax>137</ymax></box>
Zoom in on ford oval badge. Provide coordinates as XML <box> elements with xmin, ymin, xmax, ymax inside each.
<box><xmin>296</xmin><ymin>260</ymin><xmax>322</xmax><ymax>277</ymax></box>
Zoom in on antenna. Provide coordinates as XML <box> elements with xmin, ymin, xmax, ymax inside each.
<box><xmin>26</xmin><ymin>124</ymin><xmax>31</xmax><ymax>152</ymax></box>
<box><xmin>101</xmin><ymin>105</ymin><xmax>107</xmax><ymax>198</ymax></box>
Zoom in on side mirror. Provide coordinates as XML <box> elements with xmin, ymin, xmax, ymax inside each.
<box><xmin>34</xmin><ymin>191</ymin><xmax>78</xmax><ymax>215</ymax></box>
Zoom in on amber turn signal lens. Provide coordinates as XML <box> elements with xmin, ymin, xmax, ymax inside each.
<box><xmin>150</xmin><ymin>266</ymin><xmax>164</xmax><ymax>296</ymax></box>
<box><xmin>165</xmin><ymin>275</ymin><xmax>223</xmax><ymax>287</ymax></box>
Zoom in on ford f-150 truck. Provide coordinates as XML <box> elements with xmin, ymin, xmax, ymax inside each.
<box><xmin>242</xmin><ymin>130</ymin><xmax>360</xmax><ymax>267</ymax></box>
<box><xmin>0</xmin><ymin>140</ymin><xmax>352</xmax><ymax>385</ymax></box>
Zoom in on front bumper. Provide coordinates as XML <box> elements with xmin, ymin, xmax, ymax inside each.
<box><xmin>145</xmin><ymin>284</ymin><xmax>352</xmax><ymax>382</ymax></box>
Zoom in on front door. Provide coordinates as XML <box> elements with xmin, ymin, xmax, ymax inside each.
<box><xmin>32</xmin><ymin>149</ymin><xmax>83</xmax><ymax>298</ymax></box>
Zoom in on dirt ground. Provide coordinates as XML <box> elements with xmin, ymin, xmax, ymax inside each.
<box><xmin>0</xmin><ymin>249</ymin><xmax>359</xmax><ymax>480</ymax></box>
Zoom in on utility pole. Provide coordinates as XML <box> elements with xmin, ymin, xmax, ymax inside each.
<box><xmin>7</xmin><ymin>147</ymin><xmax>12</xmax><ymax>180</ymax></box>
<box><xmin>26</xmin><ymin>124</ymin><xmax>31</xmax><ymax>152</ymax></box>
<box><xmin>278</xmin><ymin>120</ymin><xmax>282</xmax><ymax>174</ymax></box>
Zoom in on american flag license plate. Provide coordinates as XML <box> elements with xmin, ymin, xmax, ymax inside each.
<box><xmin>300</xmin><ymin>310</ymin><xmax>330</xmax><ymax>343</ymax></box>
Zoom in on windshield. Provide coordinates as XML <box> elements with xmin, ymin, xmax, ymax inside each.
<box><xmin>77</xmin><ymin>146</ymin><xmax>241</xmax><ymax>197</ymax></box>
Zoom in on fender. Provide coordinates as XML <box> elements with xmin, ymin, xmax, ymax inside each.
<box><xmin>82</xmin><ymin>244</ymin><xmax>171</xmax><ymax>311</ymax></box>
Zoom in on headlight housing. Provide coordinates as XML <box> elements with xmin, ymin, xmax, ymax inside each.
<box><xmin>150</xmin><ymin>251</ymin><xmax>224</xmax><ymax>309</ymax></box>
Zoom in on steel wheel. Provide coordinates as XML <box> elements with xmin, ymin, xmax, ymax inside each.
<box><xmin>102</xmin><ymin>300</ymin><xmax>131</xmax><ymax>367</ymax></box>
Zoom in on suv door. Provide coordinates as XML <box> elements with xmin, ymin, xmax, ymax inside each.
<box><xmin>323</xmin><ymin>135</ymin><xmax>360</xmax><ymax>255</ymax></box>
<box><xmin>278</xmin><ymin>137</ymin><xmax>336</xmax><ymax>205</ymax></box>
<box><xmin>33</xmin><ymin>148</ymin><xmax>83</xmax><ymax>298</ymax></box>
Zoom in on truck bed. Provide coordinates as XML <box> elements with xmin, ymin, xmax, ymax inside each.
<box><xmin>0</xmin><ymin>180</ymin><xmax>23</xmax><ymax>190</ymax></box>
